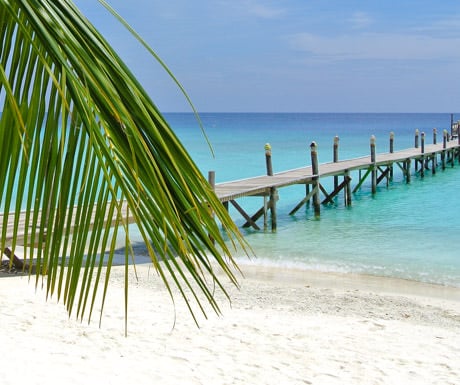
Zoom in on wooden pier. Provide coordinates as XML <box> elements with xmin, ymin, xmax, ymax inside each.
<box><xmin>212</xmin><ymin>129</ymin><xmax>460</xmax><ymax>231</ymax></box>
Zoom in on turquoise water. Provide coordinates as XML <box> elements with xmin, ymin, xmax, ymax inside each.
<box><xmin>165</xmin><ymin>112</ymin><xmax>460</xmax><ymax>287</ymax></box>
<box><xmin>4</xmin><ymin>111</ymin><xmax>458</xmax><ymax>286</ymax></box>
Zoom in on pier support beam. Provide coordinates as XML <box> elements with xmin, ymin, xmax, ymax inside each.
<box><xmin>241</xmin><ymin>143</ymin><xmax>278</xmax><ymax>231</ymax></box>
<box><xmin>420</xmin><ymin>132</ymin><xmax>425</xmax><ymax>178</ymax></box>
<box><xmin>321</xmin><ymin>176</ymin><xmax>352</xmax><ymax>205</ymax></box>
<box><xmin>333</xmin><ymin>136</ymin><xmax>339</xmax><ymax>190</ymax></box>
<box><xmin>389</xmin><ymin>132</ymin><xmax>394</xmax><ymax>180</ymax></box>
<box><xmin>344</xmin><ymin>170</ymin><xmax>352</xmax><ymax>206</ymax></box>
<box><xmin>405</xmin><ymin>159</ymin><xmax>411</xmax><ymax>183</ymax></box>
<box><xmin>265</xmin><ymin>143</ymin><xmax>277</xmax><ymax>231</ymax></box>
<box><xmin>370</xmin><ymin>135</ymin><xmax>377</xmax><ymax>194</ymax></box>
<box><xmin>310</xmin><ymin>141</ymin><xmax>321</xmax><ymax>218</ymax></box>
<box><xmin>442</xmin><ymin>130</ymin><xmax>447</xmax><ymax>170</ymax></box>
<box><xmin>208</xmin><ymin>171</ymin><xmax>216</xmax><ymax>243</ymax></box>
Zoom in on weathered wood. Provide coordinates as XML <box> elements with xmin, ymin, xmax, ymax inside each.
<box><xmin>318</xmin><ymin>183</ymin><xmax>329</xmax><ymax>199</ymax></box>
<box><xmin>208</xmin><ymin>171</ymin><xmax>216</xmax><ymax>243</ymax></box>
<box><xmin>344</xmin><ymin>170</ymin><xmax>352</xmax><ymax>206</ymax></box>
<box><xmin>322</xmin><ymin>176</ymin><xmax>352</xmax><ymax>205</ymax></box>
<box><xmin>241</xmin><ymin>144</ymin><xmax>277</xmax><ymax>230</ymax></box>
<box><xmin>242</xmin><ymin>205</ymin><xmax>267</xmax><ymax>229</ymax></box>
<box><xmin>209</xmin><ymin>137</ymin><xmax>460</xmax><ymax>229</ymax></box>
<box><xmin>265</xmin><ymin>143</ymin><xmax>277</xmax><ymax>231</ymax></box>
<box><xmin>214</xmin><ymin>139</ymin><xmax>460</xmax><ymax>202</ymax></box>
<box><xmin>420</xmin><ymin>132</ymin><xmax>425</xmax><ymax>178</ymax></box>
<box><xmin>1</xmin><ymin>200</ymin><xmax>134</xmax><ymax>246</ymax></box>
<box><xmin>310</xmin><ymin>141</ymin><xmax>321</xmax><ymax>218</ymax></box>
<box><xmin>3</xmin><ymin>247</ymin><xmax>33</xmax><ymax>272</ymax></box>
<box><xmin>406</xmin><ymin>159</ymin><xmax>411</xmax><ymax>183</ymax></box>
<box><xmin>370</xmin><ymin>135</ymin><xmax>377</xmax><ymax>194</ymax></box>
<box><xmin>389</xmin><ymin>132</ymin><xmax>394</xmax><ymax>180</ymax></box>
<box><xmin>229</xmin><ymin>200</ymin><xmax>260</xmax><ymax>230</ymax></box>
<box><xmin>442</xmin><ymin>129</ymin><xmax>448</xmax><ymax>171</ymax></box>
<box><xmin>333</xmin><ymin>136</ymin><xmax>339</xmax><ymax>190</ymax></box>
<box><xmin>208</xmin><ymin>170</ymin><xmax>216</xmax><ymax>189</ymax></box>
<box><xmin>265</xmin><ymin>143</ymin><xmax>273</xmax><ymax>176</ymax></box>
<box><xmin>352</xmin><ymin>168</ymin><xmax>372</xmax><ymax>193</ymax></box>
<box><xmin>290</xmin><ymin>185</ymin><xmax>317</xmax><ymax>215</ymax></box>
<box><xmin>377</xmin><ymin>166</ymin><xmax>390</xmax><ymax>186</ymax></box>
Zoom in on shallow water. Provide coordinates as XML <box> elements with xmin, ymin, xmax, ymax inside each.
<box><xmin>165</xmin><ymin>112</ymin><xmax>460</xmax><ymax>287</ymax></box>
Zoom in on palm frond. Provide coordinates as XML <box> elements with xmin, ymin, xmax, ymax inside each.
<box><xmin>0</xmin><ymin>0</ymin><xmax>249</xmax><ymax>326</ymax></box>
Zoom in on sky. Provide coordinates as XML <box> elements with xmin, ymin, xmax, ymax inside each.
<box><xmin>74</xmin><ymin>0</ymin><xmax>460</xmax><ymax>113</ymax></box>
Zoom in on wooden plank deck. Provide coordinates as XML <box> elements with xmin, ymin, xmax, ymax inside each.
<box><xmin>2</xmin><ymin>138</ymin><xmax>459</xmax><ymax>245</ymax></box>
<box><xmin>1</xmin><ymin>200</ymin><xmax>134</xmax><ymax>244</ymax></box>
<box><xmin>214</xmin><ymin>140</ymin><xmax>460</xmax><ymax>202</ymax></box>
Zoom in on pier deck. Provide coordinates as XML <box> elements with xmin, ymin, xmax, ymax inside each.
<box><xmin>3</xmin><ymin>133</ymin><xmax>460</xmax><ymax>251</ymax></box>
<box><xmin>214</xmin><ymin>138</ymin><xmax>460</xmax><ymax>230</ymax></box>
<box><xmin>215</xmin><ymin>140</ymin><xmax>459</xmax><ymax>202</ymax></box>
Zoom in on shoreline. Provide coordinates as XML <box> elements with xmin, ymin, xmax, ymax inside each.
<box><xmin>1</xmin><ymin>261</ymin><xmax>459</xmax><ymax>385</ymax></box>
<box><xmin>235</xmin><ymin>262</ymin><xmax>460</xmax><ymax>305</ymax></box>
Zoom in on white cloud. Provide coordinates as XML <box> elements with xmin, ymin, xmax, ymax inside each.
<box><xmin>288</xmin><ymin>32</ymin><xmax>460</xmax><ymax>61</ymax></box>
<box><xmin>413</xmin><ymin>15</ymin><xmax>460</xmax><ymax>38</ymax></box>
<box><xmin>348</xmin><ymin>11</ymin><xmax>374</xmax><ymax>30</ymax></box>
<box><xmin>222</xmin><ymin>0</ymin><xmax>285</xmax><ymax>19</ymax></box>
<box><xmin>247</xmin><ymin>2</ymin><xmax>285</xmax><ymax>19</ymax></box>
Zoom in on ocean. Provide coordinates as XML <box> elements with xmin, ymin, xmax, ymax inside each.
<box><xmin>162</xmin><ymin>112</ymin><xmax>460</xmax><ymax>287</ymax></box>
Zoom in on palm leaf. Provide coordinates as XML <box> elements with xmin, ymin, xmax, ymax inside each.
<box><xmin>0</xmin><ymin>0</ymin><xmax>249</xmax><ymax>327</ymax></box>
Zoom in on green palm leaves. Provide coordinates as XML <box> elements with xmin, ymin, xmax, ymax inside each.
<box><xmin>0</xmin><ymin>0</ymin><xmax>248</xmax><ymax>326</ymax></box>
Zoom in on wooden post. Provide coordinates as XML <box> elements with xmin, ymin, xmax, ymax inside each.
<box><xmin>208</xmin><ymin>170</ymin><xmax>215</xmax><ymax>189</ymax></box>
<box><xmin>389</xmin><ymin>132</ymin><xmax>394</xmax><ymax>180</ymax></box>
<box><xmin>442</xmin><ymin>129</ymin><xmax>447</xmax><ymax>170</ymax></box>
<box><xmin>420</xmin><ymin>132</ymin><xmax>425</xmax><ymax>178</ymax></box>
<box><xmin>405</xmin><ymin>159</ymin><xmax>411</xmax><ymax>183</ymax></box>
<box><xmin>265</xmin><ymin>143</ymin><xmax>277</xmax><ymax>231</ymax></box>
<box><xmin>451</xmin><ymin>113</ymin><xmax>454</xmax><ymax>138</ymax></box>
<box><xmin>310</xmin><ymin>141</ymin><xmax>320</xmax><ymax>218</ymax></box>
<box><xmin>458</xmin><ymin>123</ymin><xmax>460</xmax><ymax>145</ymax></box>
<box><xmin>414</xmin><ymin>129</ymin><xmax>419</xmax><ymax>171</ymax></box>
<box><xmin>344</xmin><ymin>169</ymin><xmax>352</xmax><ymax>206</ymax></box>
<box><xmin>431</xmin><ymin>129</ymin><xmax>437</xmax><ymax>175</ymax></box>
<box><xmin>265</xmin><ymin>143</ymin><xmax>273</xmax><ymax>176</ymax></box>
<box><xmin>333</xmin><ymin>136</ymin><xmax>339</xmax><ymax>190</ymax></box>
<box><xmin>370</xmin><ymin>135</ymin><xmax>377</xmax><ymax>194</ymax></box>
<box><xmin>208</xmin><ymin>171</ymin><xmax>216</xmax><ymax>243</ymax></box>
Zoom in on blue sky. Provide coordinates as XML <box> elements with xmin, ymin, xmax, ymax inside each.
<box><xmin>75</xmin><ymin>0</ymin><xmax>460</xmax><ymax>112</ymax></box>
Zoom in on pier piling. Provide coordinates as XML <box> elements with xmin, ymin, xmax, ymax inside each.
<box><xmin>333</xmin><ymin>136</ymin><xmax>339</xmax><ymax>190</ymax></box>
<box><xmin>389</xmin><ymin>132</ymin><xmax>394</xmax><ymax>180</ymax></box>
<box><xmin>265</xmin><ymin>143</ymin><xmax>277</xmax><ymax>231</ymax></box>
<box><xmin>442</xmin><ymin>130</ymin><xmax>447</xmax><ymax>170</ymax></box>
<box><xmin>310</xmin><ymin>141</ymin><xmax>321</xmax><ymax>218</ymax></box>
<box><xmin>420</xmin><ymin>132</ymin><xmax>425</xmax><ymax>178</ymax></box>
<box><xmin>370</xmin><ymin>135</ymin><xmax>377</xmax><ymax>194</ymax></box>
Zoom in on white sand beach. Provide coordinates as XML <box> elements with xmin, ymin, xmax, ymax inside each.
<box><xmin>1</xmin><ymin>262</ymin><xmax>459</xmax><ymax>385</ymax></box>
